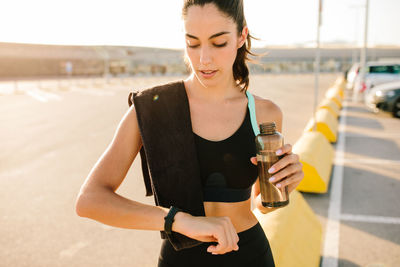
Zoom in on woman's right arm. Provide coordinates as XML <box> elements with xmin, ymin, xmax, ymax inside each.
<box><xmin>75</xmin><ymin>104</ymin><xmax>174</xmax><ymax>231</ymax></box>
<box><xmin>75</xmin><ymin>104</ymin><xmax>239</xmax><ymax>254</ymax></box>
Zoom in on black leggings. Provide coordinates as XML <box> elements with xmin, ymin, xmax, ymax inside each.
<box><xmin>158</xmin><ymin>222</ymin><xmax>275</xmax><ymax>267</ymax></box>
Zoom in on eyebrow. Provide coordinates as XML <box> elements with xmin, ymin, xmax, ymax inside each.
<box><xmin>185</xmin><ymin>31</ymin><xmax>230</xmax><ymax>40</ymax></box>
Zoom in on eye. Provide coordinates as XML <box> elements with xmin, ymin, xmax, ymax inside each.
<box><xmin>186</xmin><ymin>42</ymin><xmax>227</xmax><ymax>49</ymax></box>
<box><xmin>214</xmin><ymin>42</ymin><xmax>227</xmax><ymax>48</ymax></box>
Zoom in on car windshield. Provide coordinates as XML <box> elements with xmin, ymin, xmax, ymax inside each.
<box><xmin>368</xmin><ymin>65</ymin><xmax>400</xmax><ymax>74</ymax></box>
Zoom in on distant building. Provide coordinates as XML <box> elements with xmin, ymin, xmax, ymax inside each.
<box><xmin>0</xmin><ymin>42</ymin><xmax>399</xmax><ymax>78</ymax></box>
<box><xmin>250</xmin><ymin>46</ymin><xmax>400</xmax><ymax>73</ymax></box>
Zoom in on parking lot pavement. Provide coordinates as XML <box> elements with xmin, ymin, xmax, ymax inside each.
<box><xmin>3</xmin><ymin>74</ymin><xmax>398</xmax><ymax>266</ymax></box>
<box><xmin>310</xmin><ymin>91</ymin><xmax>400</xmax><ymax>267</ymax></box>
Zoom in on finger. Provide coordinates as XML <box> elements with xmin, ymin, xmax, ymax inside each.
<box><xmin>207</xmin><ymin>231</ymin><xmax>222</xmax><ymax>253</ymax></box>
<box><xmin>208</xmin><ymin>226</ymin><xmax>228</xmax><ymax>254</ymax></box>
<box><xmin>268</xmin><ymin>153</ymin><xmax>299</xmax><ymax>175</ymax></box>
<box><xmin>276</xmin><ymin>170</ymin><xmax>304</xmax><ymax>190</ymax></box>
<box><xmin>207</xmin><ymin>244</ymin><xmax>217</xmax><ymax>253</ymax></box>
<box><xmin>287</xmin><ymin>178</ymin><xmax>303</xmax><ymax>194</ymax></box>
<box><xmin>200</xmin><ymin>236</ymin><xmax>218</xmax><ymax>243</ymax></box>
<box><xmin>275</xmin><ymin>143</ymin><xmax>293</xmax><ymax>156</ymax></box>
<box><xmin>223</xmin><ymin>220</ymin><xmax>235</xmax><ymax>254</ymax></box>
<box><xmin>213</xmin><ymin>232</ymin><xmax>229</xmax><ymax>254</ymax></box>
<box><xmin>207</xmin><ymin>234</ymin><xmax>225</xmax><ymax>254</ymax></box>
<box><xmin>229</xmin><ymin>224</ymin><xmax>239</xmax><ymax>251</ymax></box>
<box><xmin>224</xmin><ymin>217</ymin><xmax>239</xmax><ymax>251</ymax></box>
<box><xmin>268</xmin><ymin>164</ymin><xmax>297</xmax><ymax>187</ymax></box>
<box><xmin>250</xmin><ymin>156</ymin><xmax>257</xmax><ymax>165</ymax></box>
<box><xmin>216</xmin><ymin>218</ymin><xmax>238</xmax><ymax>254</ymax></box>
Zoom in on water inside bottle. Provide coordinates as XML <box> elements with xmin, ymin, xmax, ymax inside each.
<box><xmin>257</xmin><ymin>151</ymin><xmax>289</xmax><ymax>207</ymax></box>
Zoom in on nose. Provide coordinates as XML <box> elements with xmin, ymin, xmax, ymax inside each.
<box><xmin>199</xmin><ymin>46</ymin><xmax>212</xmax><ymax>66</ymax></box>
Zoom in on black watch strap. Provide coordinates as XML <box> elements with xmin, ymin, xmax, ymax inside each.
<box><xmin>164</xmin><ymin>206</ymin><xmax>181</xmax><ymax>235</ymax></box>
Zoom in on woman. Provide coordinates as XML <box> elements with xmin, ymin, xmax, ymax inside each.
<box><xmin>75</xmin><ymin>1</ymin><xmax>304</xmax><ymax>266</ymax></box>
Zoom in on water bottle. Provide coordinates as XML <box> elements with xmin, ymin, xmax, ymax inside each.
<box><xmin>255</xmin><ymin>122</ymin><xmax>289</xmax><ymax>207</ymax></box>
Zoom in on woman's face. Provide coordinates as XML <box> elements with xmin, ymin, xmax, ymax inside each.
<box><xmin>183</xmin><ymin>3</ymin><xmax>247</xmax><ymax>87</ymax></box>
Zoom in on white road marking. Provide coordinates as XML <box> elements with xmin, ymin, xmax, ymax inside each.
<box><xmin>26</xmin><ymin>89</ymin><xmax>62</xmax><ymax>102</ymax></box>
<box><xmin>0</xmin><ymin>84</ymin><xmax>16</xmax><ymax>95</ymax></box>
<box><xmin>25</xmin><ymin>86</ymin><xmax>115</xmax><ymax>101</ymax></box>
<box><xmin>321</xmin><ymin>101</ymin><xmax>348</xmax><ymax>267</ymax></box>
<box><xmin>345</xmin><ymin>132</ymin><xmax>400</xmax><ymax>139</ymax></box>
<box><xmin>25</xmin><ymin>90</ymin><xmax>49</xmax><ymax>102</ymax></box>
<box><xmin>343</xmin><ymin>158</ymin><xmax>400</xmax><ymax>165</ymax></box>
<box><xmin>341</xmin><ymin>214</ymin><xmax>400</xmax><ymax>224</ymax></box>
<box><xmin>70</xmin><ymin>87</ymin><xmax>115</xmax><ymax>96</ymax></box>
<box><xmin>59</xmin><ymin>241</ymin><xmax>89</xmax><ymax>258</ymax></box>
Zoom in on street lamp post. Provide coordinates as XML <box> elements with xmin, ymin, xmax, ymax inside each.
<box><xmin>349</xmin><ymin>5</ymin><xmax>363</xmax><ymax>65</ymax></box>
<box><xmin>313</xmin><ymin>0</ymin><xmax>323</xmax><ymax>132</ymax></box>
<box><xmin>103</xmin><ymin>46</ymin><xmax>110</xmax><ymax>84</ymax></box>
<box><xmin>352</xmin><ymin>0</ymin><xmax>369</xmax><ymax>102</ymax></box>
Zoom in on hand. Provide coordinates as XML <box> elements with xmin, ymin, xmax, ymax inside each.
<box><xmin>172</xmin><ymin>212</ymin><xmax>239</xmax><ymax>255</ymax></box>
<box><xmin>250</xmin><ymin>143</ymin><xmax>304</xmax><ymax>194</ymax></box>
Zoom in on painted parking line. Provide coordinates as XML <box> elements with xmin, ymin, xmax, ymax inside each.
<box><xmin>25</xmin><ymin>89</ymin><xmax>62</xmax><ymax>102</ymax></box>
<box><xmin>0</xmin><ymin>83</ymin><xmax>16</xmax><ymax>95</ymax></box>
<box><xmin>341</xmin><ymin>214</ymin><xmax>400</xmax><ymax>225</ymax></box>
<box><xmin>24</xmin><ymin>87</ymin><xmax>115</xmax><ymax>101</ymax></box>
<box><xmin>59</xmin><ymin>241</ymin><xmax>90</xmax><ymax>258</ymax></box>
<box><xmin>321</xmin><ymin>101</ymin><xmax>348</xmax><ymax>267</ymax></box>
<box><xmin>345</xmin><ymin>132</ymin><xmax>400</xmax><ymax>139</ymax></box>
<box><xmin>70</xmin><ymin>87</ymin><xmax>115</xmax><ymax>96</ymax></box>
<box><xmin>343</xmin><ymin>158</ymin><xmax>400</xmax><ymax>165</ymax></box>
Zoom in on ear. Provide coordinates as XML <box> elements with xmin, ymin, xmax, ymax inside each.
<box><xmin>237</xmin><ymin>26</ymin><xmax>249</xmax><ymax>49</ymax></box>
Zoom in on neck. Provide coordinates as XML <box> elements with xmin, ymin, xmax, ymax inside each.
<box><xmin>184</xmin><ymin>72</ymin><xmax>242</xmax><ymax>103</ymax></box>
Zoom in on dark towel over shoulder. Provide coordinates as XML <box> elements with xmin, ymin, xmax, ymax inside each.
<box><xmin>128</xmin><ymin>80</ymin><xmax>205</xmax><ymax>251</ymax></box>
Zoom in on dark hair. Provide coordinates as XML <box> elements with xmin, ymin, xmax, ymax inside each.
<box><xmin>182</xmin><ymin>0</ymin><xmax>261</xmax><ymax>92</ymax></box>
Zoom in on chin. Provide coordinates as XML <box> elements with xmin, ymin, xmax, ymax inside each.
<box><xmin>197</xmin><ymin>77</ymin><xmax>218</xmax><ymax>88</ymax></box>
<box><xmin>194</xmin><ymin>71</ymin><xmax>221</xmax><ymax>88</ymax></box>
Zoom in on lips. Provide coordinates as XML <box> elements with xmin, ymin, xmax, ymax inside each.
<box><xmin>200</xmin><ymin>70</ymin><xmax>217</xmax><ymax>74</ymax></box>
<box><xmin>199</xmin><ymin>70</ymin><xmax>218</xmax><ymax>78</ymax></box>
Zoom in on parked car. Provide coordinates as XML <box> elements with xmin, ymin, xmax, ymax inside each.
<box><xmin>354</xmin><ymin>61</ymin><xmax>400</xmax><ymax>95</ymax></box>
<box><xmin>364</xmin><ymin>80</ymin><xmax>400</xmax><ymax>118</ymax></box>
<box><xmin>345</xmin><ymin>63</ymin><xmax>360</xmax><ymax>90</ymax></box>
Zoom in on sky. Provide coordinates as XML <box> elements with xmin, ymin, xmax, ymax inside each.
<box><xmin>1</xmin><ymin>0</ymin><xmax>399</xmax><ymax>49</ymax></box>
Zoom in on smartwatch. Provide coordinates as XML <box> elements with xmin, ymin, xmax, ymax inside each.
<box><xmin>164</xmin><ymin>206</ymin><xmax>182</xmax><ymax>235</ymax></box>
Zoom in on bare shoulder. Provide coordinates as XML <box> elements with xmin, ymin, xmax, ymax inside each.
<box><xmin>253</xmin><ymin>94</ymin><xmax>283</xmax><ymax>132</ymax></box>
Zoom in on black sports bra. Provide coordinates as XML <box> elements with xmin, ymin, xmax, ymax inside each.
<box><xmin>193</xmin><ymin>100</ymin><xmax>259</xmax><ymax>203</ymax></box>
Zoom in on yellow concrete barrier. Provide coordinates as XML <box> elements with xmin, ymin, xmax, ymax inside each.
<box><xmin>304</xmin><ymin>109</ymin><xmax>338</xmax><ymax>143</ymax></box>
<box><xmin>334</xmin><ymin>75</ymin><xmax>346</xmax><ymax>90</ymax></box>
<box><xmin>293</xmin><ymin>131</ymin><xmax>334</xmax><ymax>193</ymax></box>
<box><xmin>253</xmin><ymin>190</ymin><xmax>323</xmax><ymax>267</ymax></box>
<box><xmin>318</xmin><ymin>97</ymin><xmax>340</xmax><ymax>118</ymax></box>
<box><xmin>325</xmin><ymin>86</ymin><xmax>343</xmax><ymax>108</ymax></box>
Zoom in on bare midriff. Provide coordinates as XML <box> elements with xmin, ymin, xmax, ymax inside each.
<box><xmin>204</xmin><ymin>198</ymin><xmax>259</xmax><ymax>233</ymax></box>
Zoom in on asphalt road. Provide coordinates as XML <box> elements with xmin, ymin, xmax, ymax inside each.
<box><xmin>1</xmin><ymin>73</ymin><xmax>398</xmax><ymax>267</ymax></box>
<box><xmin>315</xmin><ymin>92</ymin><xmax>400</xmax><ymax>267</ymax></box>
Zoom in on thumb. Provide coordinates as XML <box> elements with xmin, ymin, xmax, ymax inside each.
<box><xmin>207</xmin><ymin>245</ymin><xmax>217</xmax><ymax>253</ymax></box>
